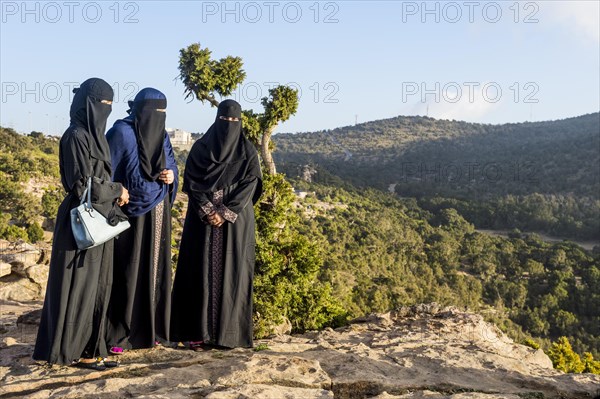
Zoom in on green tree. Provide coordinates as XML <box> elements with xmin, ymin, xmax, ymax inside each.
<box><xmin>253</xmin><ymin>173</ymin><xmax>345</xmax><ymax>336</ymax></box>
<box><xmin>178</xmin><ymin>43</ymin><xmax>245</xmax><ymax>107</ymax></box>
<box><xmin>552</xmin><ymin>310</ymin><xmax>579</xmax><ymax>336</ymax></box>
<box><xmin>259</xmin><ymin>86</ymin><xmax>299</xmax><ymax>174</ymax></box>
<box><xmin>177</xmin><ymin>42</ymin><xmax>298</xmax><ymax>175</ymax></box>
<box><xmin>28</xmin><ymin>131</ymin><xmax>44</xmax><ymax>139</ymax></box>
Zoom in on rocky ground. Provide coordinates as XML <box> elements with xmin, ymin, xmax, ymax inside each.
<box><xmin>2</xmin><ymin>301</ymin><xmax>599</xmax><ymax>399</ymax></box>
<box><xmin>1</xmin><ymin>240</ymin><xmax>599</xmax><ymax>398</ymax></box>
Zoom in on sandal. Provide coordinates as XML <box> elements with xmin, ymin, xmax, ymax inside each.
<box><xmin>189</xmin><ymin>341</ymin><xmax>206</xmax><ymax>351</ymax></box>
<box><xmin>74</xmin><ymin>358</ymin><xmax>106</xmax><ymax>371</ymax></box>
<box><xmin>109</xmin><ymin>346</ymin><xmax>124</xmax><ymax>355</ymax></box>
<box><xmin>101</xmin><ymin>358</ymin><xmax>120</xmax><ymax>368</ymax></box>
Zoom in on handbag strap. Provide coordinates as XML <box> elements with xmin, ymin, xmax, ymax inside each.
<box><xmin>80</xmin><ymin>177</ymin><xmax>93</xmax><ymax>209</ymax></box>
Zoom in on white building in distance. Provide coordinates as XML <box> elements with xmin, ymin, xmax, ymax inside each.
<box><xmin>166</xmin><ymin>128</ymin><xmax>192</xmax><ymax>146</ymax></box>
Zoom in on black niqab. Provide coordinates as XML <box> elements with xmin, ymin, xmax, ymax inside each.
<box><xmin>131</xmin><ymin>98</ymin><xmax>167</xmax><ymax>181</ymax></box>
<box><xmin>69</xmin><ymin>78</ymin><xmax>114</xmax><ymax>163</ymax></box>
<box><xmin>201</xmin><ymin>99</ymin><xmax>245</xmax><ymax>164</ymax></box>
<box><xmin>184</xmin><ymin>99</ymin><xmax>261</xmax><ymax>195</ymax></box>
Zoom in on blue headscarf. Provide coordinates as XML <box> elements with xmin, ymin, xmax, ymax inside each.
<box><xmin>106</xmin><ymin>87</ymin><xmax>178</xmax><ymax>217</ymax></box>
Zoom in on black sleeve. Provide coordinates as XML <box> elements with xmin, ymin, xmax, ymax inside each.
<box><xmin>218</xmin><ymin>176</ymin><xmax>259</xmax><ymax>223</ymax></box>
<box><xmin>62</xmin><ymin>132</ymin><xmax>122</xmax><ymax>204</ymax></box>
<box><xmin>164</xmin><ymin>134</ymin><xmax>179</xmax><ymax>205</ymax></box>
<box><xmin>90</xmin><ymin>177</ymin><xmax>123</xmax><ymax>205</ymax></box>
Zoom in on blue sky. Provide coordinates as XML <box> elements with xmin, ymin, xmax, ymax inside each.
<box><xmin>1</xmin><ymin>1</ymin><xmax>598</xmax><ymax>135</ymax></box>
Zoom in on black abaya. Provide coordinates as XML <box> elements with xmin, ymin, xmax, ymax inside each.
<box><xmin>171</xmin><ymin>175</ymin><xmax>260</xmax><ymax>348</ymax></box>
<box><xmin>33</xmin><ymin>129</ymin><xmax>123</xmax><ymax>365</ymax></box>
<box><xmin>33</xmin><ymin>78</ymin><xmax>124</xmax><ymax>365</ymax></box>
<box><xmin>171</xmin><ymin>100</ymin><xmax>262</xmax><ymax>349</ymax></box>
<box><xmin>107</xmin><ymin>195</ymin><xmax>172</xmax><ymax>349</ymax></box>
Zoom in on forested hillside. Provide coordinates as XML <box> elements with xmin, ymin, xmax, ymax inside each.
<box><xmin>1</xmin><ymin>125</ymin><xmax>598</xmax><ymax>372</ymax></box>
<box><xmin>290</xmin><ymin>180</ymin><xmax>600</xmax><ymax>361</ymax></box>
<box><xmin>0</xmin><ymin>127</ymin><xmax>60</xmax><ymax>242</ymax></box>
<box><xmin>274</xmin><ymin>113</ymin><xmax>600</xmax><ymax>240</ymax></box>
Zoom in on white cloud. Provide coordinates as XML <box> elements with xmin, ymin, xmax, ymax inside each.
<box><xmin>400</xmin><ymin>82</ymin><xmax>496</xmax><ymax>122</ymax></box>
<box><xmin>544</xmin><ymin>1</ymin><xmax>600</xmax><ymax>44</ymax></box>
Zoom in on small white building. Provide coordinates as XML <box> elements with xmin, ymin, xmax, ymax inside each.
<box><xmin>166</xmin><ymin>128</ymin><xmax>192</xmax><ymax>146</ymax></box>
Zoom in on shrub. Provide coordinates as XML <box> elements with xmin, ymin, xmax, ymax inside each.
<box><xmin>547</xmin><ymin>337</ymin><xmax>585</xmax><ymax>373</ymax></box>
<box><xmin>27</xmin><ymin>222</ymin><xmax>44</xmax><ymax>243</ymax></box>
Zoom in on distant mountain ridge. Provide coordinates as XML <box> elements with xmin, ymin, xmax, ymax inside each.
<box><xmin>273</xmin><ymin>113</ymin><xmax>600</xmax><ymax>240</ymax></box>
<box><xmin>276</xmin><ymin>112</ymin><xmax>599</xmax><ymax>146</ymax></box>
<box><xmin>274</xmin><ymin>112</ymin><xmax>599</xmax><ymax>196</ymax></box>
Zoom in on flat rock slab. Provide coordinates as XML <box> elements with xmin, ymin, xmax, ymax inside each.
<box><xmin>0</xmin><ymin>301</ymin><xmax>598</xmax><ymax>399</ymax></box>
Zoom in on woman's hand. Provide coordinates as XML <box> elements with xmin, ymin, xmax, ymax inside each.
<box><xmin>207</xmin><ymin>211</ymin><xmax>224</xmax><ymax>227</ymax></box>
<box><xmin>159</xmin><ymin>169</ymin><xmax>174</xmax><ymax>185</ymax></box>
<box><xmin>117</xmin><ymin>187</ymin><xmax>129</xmax><ymax>207</ymax></box>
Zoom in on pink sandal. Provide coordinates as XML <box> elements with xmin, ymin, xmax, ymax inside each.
<box><xmin>109</xmin><ymin>346</ymin><xmax>124</xmax><ymax>355</ymax></box>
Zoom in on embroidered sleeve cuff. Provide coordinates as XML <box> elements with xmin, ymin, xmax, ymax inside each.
<box><xmin>218</xmin><ymin>205</ymin><xmax>238</xmax><ymax>223</ymax></box>
<box><xmin>200</xmin><ymin>201</ymin><xmax>216</xmax><ymax>217</ymax></box>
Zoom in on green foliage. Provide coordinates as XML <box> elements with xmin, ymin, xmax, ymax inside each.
<box><xmin>42</xmin><ymin>187</ymin><xmax>63</xmax><ymax>218</ymax></box>
<box><xmin>0</xmin><ymin>179</ymin><xmax>42</xmax><ymax>225</ymax></box>
<box><xmin>171</xmin><ymin>202</ymin><xmax>182</xmax><ymax>220</ymax></box>
<box><xmin>0</xmin><ymin>212</ymin><xmax>28</xmax><ymax>241</ymax></box>
<box><xmin>29</xmin><ymin>131</ymin><xmax>44</xmax><ymax>139</ymax></box>
<box><xmin>0</xmin><ymin>127</ymin><xmax>60</xmax><ymax>242</ymax></box>
<box><xmin>178</xmin><ymin>43</ymin><xmax>246</xmax><ymax>106</ymax></box>
<box><xmin>523</xmin><ymin>338</ymin><xmax>540</xmax><ymax>350</ymax></box>
<box><xmin>0</xmin><ymin>127</ymin><xmax>59</xmax><ymax>181</ymax></box>
<box><xmin>253</xmin><ymin>173</ymin><xmax>345</xmax><ymax>337</ymax></box>
<box><xmin>3</xmin><ymin>225</ymin><xmax>28</xmax><ymax>241</ymax></box>
<box><xmin>253</xmin><ymin>343</ymin><xmax>270</xmax><ymax>352</ymax></box>
<box><xmin>213</xmin><ymin>55</ymin><xmax>246</xmax><ymax>97</ymax></box>
<box><xmin>241</xmin><ymin>110</ymin><xmax>262</xmax><ymax>147</ymax></box>
<box><xmin>0</xmin><ymin>213</ymin><xmax>9</xmax><ymax>235</ymax></box>
<box><xmin>285</xmin><ymin>180</ymin><xmax>600</xmax><ymax>363</ymax></box>
<box><xmin>582</xmin><ymin>352</ymin><xmax>600</xmax><ymax>374</ymax></box>
<box><xmin>547</xmin><ymin>337</ymin><xmax>585</xmax><ymax>373</ymax></box>
<box><xmin>420</xmin><ymin>195</ymin><xmax>600</xmax><ymax>242</ymax></box>
<box><xmin>261</xmin><ymin>86</ymin><xmax>300</xmax><ymax>131</ymax></box>
<box><xmin>259</xmin><ymin>86</ymin><xmax>299</xmax><ymax>175</ymax></box>
<box><xmin>27</xmin><ymin>222</ymin><xmax>44</xmax><ymax>243</ymax></box>
<box><xmin>270</xmin><ymin>111</ymin><xmax>600</xmax><ymax>370</ymax></box>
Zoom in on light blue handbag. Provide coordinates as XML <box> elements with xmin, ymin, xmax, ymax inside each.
<box><xmin>70</xmin><ymin>177</ymin><xmax>130</xmax><ymax>250</ymax></box>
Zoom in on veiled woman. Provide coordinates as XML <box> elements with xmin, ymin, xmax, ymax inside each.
<box><xmin>171</xmin><ymin>99</ymin><xmax>262</xmax><ymax>349</ymax></box>
<box><xmin>33</xmin><ymin>78</ymin><xmax>129</xmax><ymax>370</ymax></box>
<box><xmin>105</xmin><ymin>88</ymin><xmax>178</xmax><ymax>351</ymax></box>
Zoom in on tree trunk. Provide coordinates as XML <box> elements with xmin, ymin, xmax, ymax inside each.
<box><xmin>207</xmin><ymin>96</ymin><xmax>220</xmax><ymax>108</ymax></box>
<box><xmin>261</xmin><ymin>126</ymin><xmax>276</xmax><ymax>175</ymax></box>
